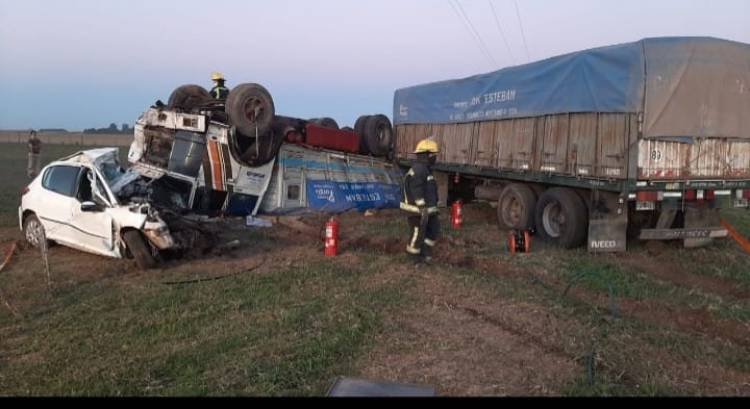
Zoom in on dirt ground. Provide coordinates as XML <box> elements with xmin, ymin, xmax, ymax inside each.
<box><xmin>1</xmin><ymin>204</ymin><xmax>750</xmax><ymax>396</ymax></box>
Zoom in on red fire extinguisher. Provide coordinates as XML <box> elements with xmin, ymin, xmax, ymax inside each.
<box><xmin>451</xmin><ymin>200</ymin><xmax>463</xmax><ymax>229</ymax></box>
<box><xmin>324</xmin><ymin>217</ymin><xmax>339</xmax><ymax>257</ymax></box>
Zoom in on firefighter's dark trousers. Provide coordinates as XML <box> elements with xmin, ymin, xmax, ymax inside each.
<box><xmin>406</xmin><ymin>213</ymin><xmax>440</xmax><ymax>260</ymax></box>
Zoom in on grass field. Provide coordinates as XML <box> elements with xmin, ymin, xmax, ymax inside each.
<box><xmin>0</xmin><ymin>142</ymin><xmax>749</xmax><ymax>396</ymax></box>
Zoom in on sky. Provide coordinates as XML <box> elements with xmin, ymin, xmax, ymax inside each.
<box><xmin>0</xmin><ymin>0</ymin><xmax>748</xmax><ymax>131</ymax></box>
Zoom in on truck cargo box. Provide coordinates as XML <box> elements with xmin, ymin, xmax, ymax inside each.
<box><xmin>394</xmin><ymin>37</ymin><xmax>750</xmax><ymax>183</ymax></box>
<box><xmin>260</xmin><ymin>144</ymin><xmax>403</xmax><ymax>214</ymax></box>
<box><xmin>305</xmin><ymin>123</ymin><xmax>361</xmax><ymax>153</ymax></box>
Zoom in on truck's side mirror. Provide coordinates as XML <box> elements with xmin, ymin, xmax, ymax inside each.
<box><xmin>81</xmin><ymin>201</ymin><xmax>100</xmax><ymax>212</ymax></box>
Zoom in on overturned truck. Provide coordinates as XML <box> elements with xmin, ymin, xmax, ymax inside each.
<box><xmin>394</xmin><ymin>37</ymin><xmax>750</xmax><ymax>251</ymax></box>
<box><xmin>128</xmin><ymin>82</ymin><xmax>402</xmax><ymax>217</ymax></box>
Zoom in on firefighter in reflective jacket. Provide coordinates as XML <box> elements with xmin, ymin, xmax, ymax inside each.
<box><xmin>400</xmin><ymin>138</ymin><xmax>440</xmax><ymax>263</ymax></box>
<box><xmin>210</xmin><ymin>72</ymin><xmax>230</xmax><ymax>100</ymax></box>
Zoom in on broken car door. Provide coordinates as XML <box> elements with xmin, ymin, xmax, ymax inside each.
<box><xmin>65</xmin><ymin>167</ymin><xmax>115</xmax><ymax>257</ymax></box>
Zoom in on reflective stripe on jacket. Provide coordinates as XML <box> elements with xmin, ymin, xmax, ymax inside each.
<box><xmin>211</xmin><ymin>86</ymin><xmax>229</xmax><ymax>99</ymax></box>
<box><xmin>400</xmin><ymin>161</ymin><xmax>439</xmax><ymax>214</ymax></box>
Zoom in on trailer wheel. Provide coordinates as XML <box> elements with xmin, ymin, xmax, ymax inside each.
<box><xmin>167</xmin><ymin>84</ymin><xmax>213</xmax><ymax>111</ymax></box>
<box><xmin>354</xmin><ymin>115</ymin><xmax>371</xmax><ymax>153</ymax></box>
<box><xmin>226</xmin><ymin>83</ymin><xmax>275</xmax><ymax>138</ymax></box>
<box><xmin>363</xmin><ymin>114</ymin><xmax>393</xmax><ymax>157</ymax></box>
<box><xmin>122</xmin><ymin>230</ymin><xmax>157</xmax><ymax>270</ymax></box>
<box><xmin>534</xmin><ymin>188</ymin><xmax>588</xmax><ymax>248</ymax></box>
<box><xmin>497</xmin><ymin>183</ymin><xmax>537</xmax><ymax>229</ymax></box>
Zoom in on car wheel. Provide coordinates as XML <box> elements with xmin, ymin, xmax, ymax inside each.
<box><xmin>23</xmin><ymin>214</ymin><xmax>46</xmax><ymax>248</ymax></box>
<box><xmin>122</xmin><ymin>230</ymin><xmax>157</xmax><ymax>270</ymax></box>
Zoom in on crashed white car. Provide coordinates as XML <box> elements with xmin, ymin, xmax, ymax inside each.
<box><xmin>18</xmin><ymin>148</ymin><xmax>186</xmax><ymax>269</ymax></box>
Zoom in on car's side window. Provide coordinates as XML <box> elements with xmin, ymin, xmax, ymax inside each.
<box><xmin>41</xmin><ymin>165</ymin><xmax>82</xmax><ymax>197</ymax></box>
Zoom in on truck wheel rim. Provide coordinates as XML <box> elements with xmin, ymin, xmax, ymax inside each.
<box><xmin>542</xmin><ymin>202</ymin><xmax>564</xmax><ymax>238</ymax></box>
<box><xmin>243</xmin><ymin>98</ymin><xmax>264</xmax><ymax>124</ymax></box>
<box><xmin>501</xmin><ymin>195</ymin><xmax>523</xmax><ymax>227</ymax></box>
<box><xmin>25</xmin><ymin>219</ymin><xmax>44</xmax><ymax>246</ymax></box>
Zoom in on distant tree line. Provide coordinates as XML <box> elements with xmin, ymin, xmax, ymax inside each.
<box><xmin>83</xmin><ymin>123</ymin><xmax>133</xmax><ymax>134</ymax></box>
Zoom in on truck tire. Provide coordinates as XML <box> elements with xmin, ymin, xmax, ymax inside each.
<box><xmin>354</xmin><ymin>115</ymin><xmax>370</xmax><ymax>153</ymax></box>
<box><xmin>23</xmin><ymin>214</ymin><xmax>47</xmax><ymax>248</ymax></box>
<box><xmin>225</xmin><ymin>83</ymin><xmax>275</xmax><ymax>138</ymax></box>
<box><xmin>497</xmin><ymin>183</ymin><xmax>537</xmax><ymax>230</ymax></box>
<box><xmin>534</xmin><ymin>187</ymin><xmax>588</xmax><ymax>248</ymax></box>
<box><xmin>122</xmin><ymin>230</ymin><xmax>157</xmax><ymax>270</ymax></box>
<box><xmin>363</xmin><ymin>114</ymin><xmax>393</xmax><ymax>157</ymax></box>
<box><xmin>310</xmin><ymin>117</ymin><xmax>339</xmax><ymax>130</ymax></box>
<box><xmin>167</xmin><ymin>84</ymin><xmax>212</xmax><ymax>111</ymax></box>
<box><xmin>238</xmin><ymin>128</ymin><xmax>283</xmax><ymax>167</ymax></box>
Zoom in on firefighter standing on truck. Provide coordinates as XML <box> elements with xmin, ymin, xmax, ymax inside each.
<box><xmin>400</xmin><ymin>138</ymin><xmax>440</xmax><ymax>264</ymax></box>
<box><xmin>210</xmin><ymin>72</ymin><xmax>229</xmax><ymax>100</ymax></box>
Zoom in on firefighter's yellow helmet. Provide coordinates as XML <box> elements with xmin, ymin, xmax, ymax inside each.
<box><xmin>211</xmin><ymin>72</ymin><xmax>225</xmax><ymax>81</ymax></box>
<box><xmin>414</xmin><ymin>138</ymin><xmax>439</xmax><ymax>154</ymax></box>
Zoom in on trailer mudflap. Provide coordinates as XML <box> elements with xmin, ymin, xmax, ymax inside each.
<box><xmin>683</xmin><ymin>206</ymin><xmax>724</xmax><ymax>248</ymax></box>
<box><xmin>639</xmin><ymin>227</ymin><xmax>728</xmax><ymax>241</ymax></box>
<box><xmin>588</xmin><ymin>192</ymin><xmax>628</xmax><ymax>252</ymax></box>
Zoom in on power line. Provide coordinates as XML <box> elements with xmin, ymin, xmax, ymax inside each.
<box><xmin>488</xmin><ymin>0</ymin><xmax>515</xmax><ymax>65</ymax></box>
<box><xmin>447</xmin><ymin>0</ymin><xmax>498</xmax><ymax>69</ymax></box>
<box><xmin>447</xmin><ymin>0</ymin><xmax>495</xmax><ymax>68</ymax></box>
<box><xmin>454</xmin><ymin>0</ymin><xmax>499</xmax><ymax>67</ymax></box>
<box><xmin>513</xmin><ymin>0</ymin><xmax>531</xmax><ymax>62</ymax></box>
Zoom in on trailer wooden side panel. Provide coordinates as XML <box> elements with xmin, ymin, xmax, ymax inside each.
<box><xmin>540</xmin><ymin>114</ymin><xmax>570</xmax><ymax>174</ymax></box>
<box><xmin>597</xmin><ymin>114</ymin><xmax>629</xmax><ymax>178</ymax></box>
<box><xmin>636</xmin><ymin>138</ymin><xmax>750</xmax><ymax>180</ymax></box>
<box><xmin>442</xmin><ymin>123</ymin><xmax>474</xmax><ymax>165</ymax></box>
<box><xmin>396</xmin><ymin>124</ymin><xmax>419</xmax><ymax>158</ymax></box>
<box><xmin>430</xmin><ymin>124</ymin><xmax>448</xmax><ymax>162</ymax></box>
<box><xmin>637</xmin><ymin>139</ymin><xmax>689</xmax><ymax>179</ymax></box>
<box><xmin>688</xmin><ymin>138</ymin><xmax>728</xmax><ymax>178</ymax></box>
<box><xmin>395</xmin><ymin>125</ymin><xmax>409</xmax><ymax>158</ymax></box>
<box><xmin>567</xmin><ymin>113</ymin><xmax>598</xmax><ymax>177</ymax></box>
<box><xmin>511</xmin><ymin>118</ymin><xmax>535</xmax><ymax>171</ymax></box>
<box><xmin>473</xmin><ymin>121</ymin><xmax>497</xmax><ymax>167</ymax></box>
<box><xmin>396</xmin><ymin>113</ymin><xmax>750</xmax><ymax>182</ymax></box>
<box><xmin>495</xmin><ymin>119</ymin><xmax>516</xmax><ymax>169</ymax></box>
<box><xmin>727</xmin><ymin>141</ymin><xmax>750</xmax><ymax>178</ymax></box>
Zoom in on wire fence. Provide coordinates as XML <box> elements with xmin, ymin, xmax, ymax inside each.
<box><xmin>0</xmin><ymin>131</ymin><xmax>132</xmax><ymax>146</ymax></box>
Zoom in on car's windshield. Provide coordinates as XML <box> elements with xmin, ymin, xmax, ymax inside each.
<box><xmin>98</xmin><ymin>160</ymin><xmax>125</xmax><ymax>187</ymax></box>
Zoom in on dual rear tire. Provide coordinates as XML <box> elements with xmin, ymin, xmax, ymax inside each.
<box><xmin>496</xmin><ymin>185</ymin><xmax>588</xmax><ymax>249</ymax></box>
<box><xmin>354</xmin><ymin>114</ymin><xmax>393</xmax><ymax>157</ymax></box>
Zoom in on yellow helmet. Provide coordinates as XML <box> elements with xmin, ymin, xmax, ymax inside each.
<box><xmin>414</xmin><ymin>138</ymin><xmax>439</xmax><ymax>154</ymax></box>
<box><xmin>211</xmin><ymin>72</ymin><xmax>225</xmax><ymax>81</ymax></box>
